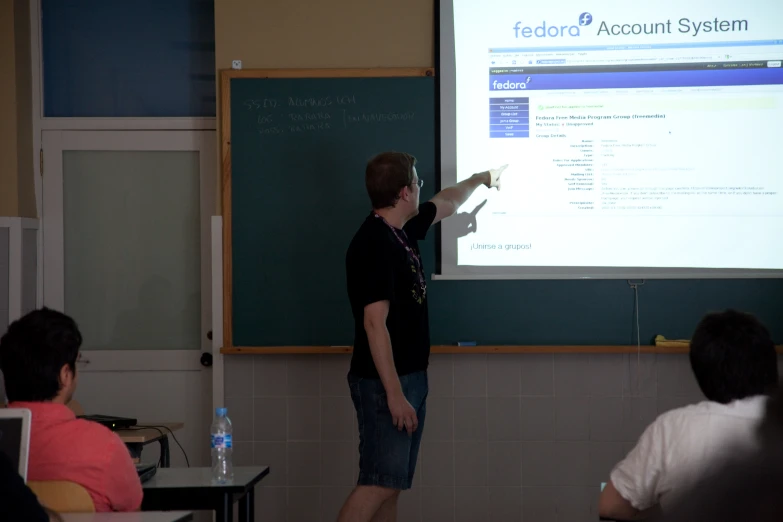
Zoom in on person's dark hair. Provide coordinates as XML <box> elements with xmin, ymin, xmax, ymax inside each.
<box><xmin>689</xmin><ymin>309</ymin><xmax>777</xmax><ymax>404</ymax></box>
<box><xmin>365</xmin><ymin>151</ymin><xmax>417</xmax><ymax>209</ymax></box>
<box><xmin>0</xmin><ymin>308</ymin><xmax>82</xmax><ymax>402</ymax></box>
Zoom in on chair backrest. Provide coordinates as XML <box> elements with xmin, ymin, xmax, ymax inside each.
<box><xmin>27</xmin><ymin>480</ymin><xmax>95</xmax><ymax>513</ymax></box>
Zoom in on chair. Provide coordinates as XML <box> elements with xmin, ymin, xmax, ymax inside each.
<box><xmin>27</xmin><ymin>480</ymin><xmax>95</xmax><ymax>513</ymax></box>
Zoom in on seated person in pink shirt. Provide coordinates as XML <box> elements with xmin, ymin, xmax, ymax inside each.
<box><xmin>0</xmin><ymin>308</ymin><xmax>143</xmax><ymax>512</ymax></box>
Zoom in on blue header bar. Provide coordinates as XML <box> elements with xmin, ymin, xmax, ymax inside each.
<box><xmin>489</xmin><ymin>39</ymin><xmax>783</xmax><ymax>53</ymax></box>
<box><xmin>489</xmin><ymin>69</ymin><xmax>783</xmax><ymax>90</ymax></box>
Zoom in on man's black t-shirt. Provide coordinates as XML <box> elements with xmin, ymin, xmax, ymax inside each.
<box><xmin>346</xmin><ymin>202</ymin><xmax>437</xmax><ymax>378</ymax></box>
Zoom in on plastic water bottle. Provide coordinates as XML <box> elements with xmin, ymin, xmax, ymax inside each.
<box><xmin>211</xmin><ymin>407</ymin><xmax>234</xmax><ymax>484</ymax></box>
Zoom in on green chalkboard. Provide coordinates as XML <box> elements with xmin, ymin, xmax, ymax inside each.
<box><xmin>227</xmin><ymin>72</ymin><xmax>438</xmax><ymax>347</ymax></box>
<box><xmin>225</xmin><ymin>71</ymin><xmax>782</xmax><ymax>347</ymax></box>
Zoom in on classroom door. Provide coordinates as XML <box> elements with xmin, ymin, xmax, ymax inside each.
<box><xmin>41</xmin><ymin>130</ymin><xmax>216</xmax><ymax>467</ymax></box>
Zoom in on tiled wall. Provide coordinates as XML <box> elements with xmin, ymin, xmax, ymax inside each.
<box><xmin>224</xmin><ymin>352</ymin><xmax>714</xmax><ymax>522</ymax></box>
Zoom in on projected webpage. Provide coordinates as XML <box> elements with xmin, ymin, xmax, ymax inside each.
<box><xmin>441</xmin><ymin>2</ymin><xmax>783</xmax><ymax>276</ymax></box>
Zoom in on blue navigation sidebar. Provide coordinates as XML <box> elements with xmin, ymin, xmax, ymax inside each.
<box><xmin>490</xmin><ymin>97</ymin><xmax>529</xmax><ymax>138</ymax></box>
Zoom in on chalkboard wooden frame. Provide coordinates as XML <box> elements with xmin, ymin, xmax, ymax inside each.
<box><xmin>219</xmin><ymin>345</ymin><xmax>783</xmax><ymax>355</ymax></box>
<box><xmin>219</xmin><ymin>67</ymin><xmax>435</xmax><ymax>351</ymax></box>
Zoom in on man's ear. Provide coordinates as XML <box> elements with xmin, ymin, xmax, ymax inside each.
<box><xmin>59</xmin><ymin>363</ymin><xmax>74</xmax><ymax>388</ymax></box>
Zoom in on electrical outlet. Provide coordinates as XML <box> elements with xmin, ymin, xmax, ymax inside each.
<box><xmin>232</xmin><ymin>60</ymin><xmax>242</xmax><ymax>70</ymax></box>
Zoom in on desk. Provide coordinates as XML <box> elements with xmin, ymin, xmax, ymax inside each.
<box><xmin>116</xmin><ymin>423</ymin><xmax>184</xmax><ymax>468</ymax></box>
<box><xmin>61</xmin><ymin>512</ymin><xmax>193</xmax><ymax>522</ymax></box>
<box><xmin>141</xmin><ymin>466</ymin><xmax>269</xmax><ymax>522</ymax></box>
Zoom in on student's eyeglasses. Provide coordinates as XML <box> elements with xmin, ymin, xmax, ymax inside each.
<box><xmin>413</xmin><ymin>179</ymin><xmax>424</xmax><ymax>188</ymax></box>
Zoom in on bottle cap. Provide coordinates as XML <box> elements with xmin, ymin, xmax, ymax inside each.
<box><xmin>216</xmin><ymin>407</ymin><xmax>227</xmax><ymax>416</ymax></box>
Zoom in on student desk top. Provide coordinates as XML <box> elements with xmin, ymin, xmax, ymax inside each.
<box><xmin>141</xmin><ymin>466</ymin><xmax>270</xmax><ymax>522</ymax></box>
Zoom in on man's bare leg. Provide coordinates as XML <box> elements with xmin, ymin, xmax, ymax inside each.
<box><xmin>336</xmin><ymin>485</ymin><xmax>398</xmax><ymax>522</ymax></box>
<box><xmin>370</xmin><ymin>491</ymin><xmax>399</xmax><ymax>522</ymax></box>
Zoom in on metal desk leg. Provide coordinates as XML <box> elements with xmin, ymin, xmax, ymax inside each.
<box><xmin>239</xmin><ymin>489</ymin><xmax>255</xmax><ymax>522</ymax></box>
<box><xmin>216</xmin><ymin>492</ymin><xmax>233</xmax><ymax>522</ymax></box>
<box><xmin>158</xmin><ymin>435</ymin><xmax>171</xmax><ymax>468</ymax></box>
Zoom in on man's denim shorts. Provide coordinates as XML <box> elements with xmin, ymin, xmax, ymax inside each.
<box><xmin>347</xmin><ymin>370</ymin><xmax>428</xmax><ymax>490</ymax></box>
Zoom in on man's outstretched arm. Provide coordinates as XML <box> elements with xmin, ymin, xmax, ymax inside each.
<box><xmin>430</xmin><ymin>165</ymin><xmax>507</xmax><ymax>224</ymax></box>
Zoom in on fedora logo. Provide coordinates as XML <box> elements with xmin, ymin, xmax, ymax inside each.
<box><xmin>512</xmin><ymin>13</ymin><xmax>588</xmax><ymax>38</ymax></box>
<box><xmin>491</xmin><ymin>79</ymin><xmax>527</xmax><ymax>90</ymax></box>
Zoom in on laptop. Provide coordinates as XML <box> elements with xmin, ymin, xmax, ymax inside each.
<box><xmin>79</xmin><ymin>414</ymin><xmax>137</xmax><ymax>431</ymax></box>
<box><xmin>136</xmin><ymin>462</ymin><xmax>157</xmax><ymax>483</ymax></box>
<box><xmin>0</xmin><ymin>408</ymin><xmax>32</xmax><ymax>482</ymax></box>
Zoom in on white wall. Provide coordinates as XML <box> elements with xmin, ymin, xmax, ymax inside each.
<box><xmin>0</xmin><ymin>217</ymin><xmax>39</xmax><ymax>403</ymax></box>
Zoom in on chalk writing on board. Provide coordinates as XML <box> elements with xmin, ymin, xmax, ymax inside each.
<box><xmin>288</xmin><ymin>112</ymin><xmax>332</xmax><ymax>122</ymax></box>
<box><xmin>343</xmin><ymin>111</ymin><xmax>415</xmax><ymax>124</ymax></box>
<box><xmin>244</xmin><ymin>99</ymin><xmax>277</xmax><ymax>110</ymax></box>
<box><xmin>288</xmin><ymin>122</ymin><xmax>332</xmax><ymax>133</ymax></box>
<box><xmin>244</xmin><ymin>95</ymin><xmax>358</xmax><ymax>112</ymax></box>
<box><xmin>259</xmin><ymin>127</ymin><xmax>283</xmax><ymax>135</ymax></box>
<box><xmin>252</xmin><ymin>102</ymin><xmax>416</xmax><ymax>138</ymax></box>
<box><xmin>287</xmin><ymin>95</ymin><xmax>357</xmax><ymax>107</ymax></box>
<box><xmin>288</xmin><ymin>97</ymin><xmax>332</xmax><ymax>108</ymax></box>
<box><xmin>257</xmin><ymin>122</ymin><xmax>332</xmax><ymax>136</ymax></box>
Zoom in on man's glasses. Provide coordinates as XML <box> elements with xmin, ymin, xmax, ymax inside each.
<box><xmin>414</xmin><ymin>179</ymin><xmax>424</xmax><ymax>188</ymax></box>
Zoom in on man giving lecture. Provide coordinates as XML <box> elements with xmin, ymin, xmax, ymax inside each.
<box><xmin>337</xmin><ymin>152</ymin><xmax>507</xmax><ymax>522</ymax></box>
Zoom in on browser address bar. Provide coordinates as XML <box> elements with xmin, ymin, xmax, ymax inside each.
<box><xmin>561</xmin><ymin>55</ymin><xmax>718</xmax><ymax>64</ymax></box>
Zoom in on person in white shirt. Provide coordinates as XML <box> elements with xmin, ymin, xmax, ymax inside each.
<box><xmin>598</xmin><ymin>309</ymin><xmax>778</xmax><ymax>520</ymax></box>
<box><xmin>659</xmin><ymin>384</ymin><xmax>783</xmax><ymax>522</ymax></box>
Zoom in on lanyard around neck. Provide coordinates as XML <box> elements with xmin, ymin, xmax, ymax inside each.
<box><xmin>373</xmin><ymin>212</ymin><xmax>427</xmax><ymax>303</ymax></box>
<box><xmin>373</xmin><ymin>213</ymin><xmax>422</xmax><ymax>268</ymax></box>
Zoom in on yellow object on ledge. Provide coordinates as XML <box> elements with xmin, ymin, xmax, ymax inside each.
<box><xmin>654</xmin><ymin>335</ymin><xmax>690</xmax><ymax>348</ymax></box>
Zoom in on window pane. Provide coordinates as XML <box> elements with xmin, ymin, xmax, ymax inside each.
<box><xmin>63</xmin><ymin>151</ymin><xmax>201</xmax><ymax>350</ymax></box>
<box><xmin>42</xmin><ymin>0</ymin><xmax>215</xmax><ymax>117</ymax></box>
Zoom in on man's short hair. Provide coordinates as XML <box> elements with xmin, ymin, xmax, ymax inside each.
<box><xmin>365</xmin><ymin>151</ymin><xmax>417</xmax><ymax>209</ymax></box>
<box><xmin>0</xmin><ymin>308</ymin><xmax>82</xmax><ymax>402</ymax></box>
<box><xmin>690</xmin><ymin>309</ymin><xmax>777</xmax><ymax>404</ymax></box>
